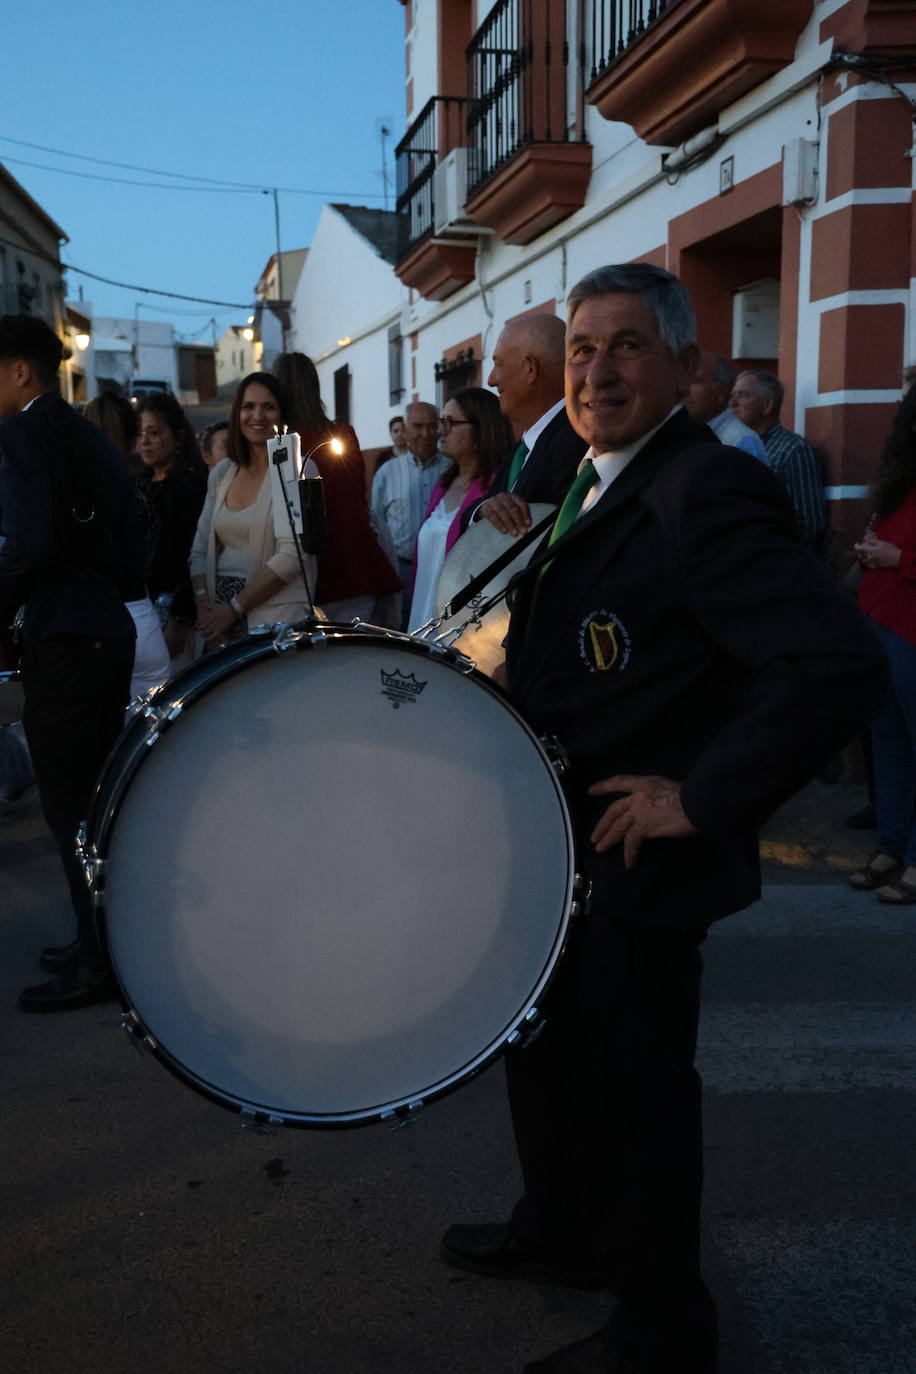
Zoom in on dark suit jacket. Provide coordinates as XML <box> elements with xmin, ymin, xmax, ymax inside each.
<box><xmin>461</xmin><ymin>405</ymin><xmax>587</xmax><ymax>532</ymax></box>
<box><xmin>0</xmin><ymin>391</ymin><xmax>140</xmax><ymax>645</ymax></box>
<box><xmin>507</xmin><ymin>408</ymin><xmax>887</xmax><ymax>931</ymax></box>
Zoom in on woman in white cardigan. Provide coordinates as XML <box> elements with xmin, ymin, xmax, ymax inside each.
<box><xmin>189</xmin><ymin>372</ymin><xmax>316</xmax><ymax>647</ymax></box>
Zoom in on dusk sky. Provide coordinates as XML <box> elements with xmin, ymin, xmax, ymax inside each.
<box><xmin>4</xmin><ymin>0</ymin><xmax>406</xmax><ymax>340</ymax></box>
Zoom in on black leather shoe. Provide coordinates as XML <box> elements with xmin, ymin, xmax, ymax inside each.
<box><xmin>523</xmin><ymin>1330</ymin><xmax>718</xmax><ymax>1373</ymax></box>
<box><xmin>39</xmin><ymin>940</ymin><xmax>81</xmax><ymax>973</ymax></box>
<box><xmin>19</xmin><ymin>964</ymin><xmax>118</xmax><ymax>1013</ymax></box>
<box><xmin>441</xmin><ymin>1222</ymin><xmax>608</xmax><ymax>1290</ymax></box>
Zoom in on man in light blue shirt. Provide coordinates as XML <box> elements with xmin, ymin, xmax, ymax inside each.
<box><xmin>686</xmin><ymin>351</ymin><xmax>767</xmax><ymax>460</ymax></box>
<box><xmin>370</xmin><ymin>399</ymin><xmax>448</xmax><ymax>626</ymax></box>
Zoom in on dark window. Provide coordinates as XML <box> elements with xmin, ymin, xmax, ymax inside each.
<box><xmin>434</xmin><ymin>348</ymin><xmax>480</xmax><ymax>406</ymax></box>
<box><xmin>334</xmin><ymin>364</ymin><xmax>351</xmax><ymax>424</ymax></box>
<box><xmin>388</xmin><ymin>322</ymin><xmax>405</xmax><ymax>405</ymax></box>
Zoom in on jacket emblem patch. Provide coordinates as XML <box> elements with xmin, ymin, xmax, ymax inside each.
<box><xmin>578</xmin><ymin>611</ymin><xmax>631</xmax><ymax>674</ymax></box>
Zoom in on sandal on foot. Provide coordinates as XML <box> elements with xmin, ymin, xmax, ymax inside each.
<box><xmin>876</xmin><ymin>876</ymin><xmax>916</xmax><ymax>905</ymax></box>
<box><xmin>848</xmin><ymin>854</ymin><xmax>903</xmax><ymax>890</ymax></box>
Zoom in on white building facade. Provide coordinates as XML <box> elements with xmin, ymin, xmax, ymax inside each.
<box><xmin>288</xmin><ymin>204</ymin><xmax>404</xmax><ymax>449</ymax></box>
<box><xmin>93</xmin><ymin>316</ymin><xmax>180</xmax><ymax>395</ymax></box>
<box><xmin>255</xmin><ymin>248</ymin><xmax>309</xmax><ymax>370</ymax></box>
<box><xmin>215</xmin><ymin>324</ymin><xmax>260</xmax><ymax>395</ymax></box>
<box><xmin>310</xmin><ymin>0</ymin><xmax>915</xmax><ymax>546</ymax></box>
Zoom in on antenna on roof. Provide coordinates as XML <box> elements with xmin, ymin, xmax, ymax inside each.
<box><xmin>376</xmin><ymin>117</ymin><xmax>393</xmax><ymax>211</ymax></box>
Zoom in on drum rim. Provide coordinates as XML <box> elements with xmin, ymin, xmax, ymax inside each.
<box><xmin>89</xmin><ymin>623</ymin><xmax>577</xmax><ymax>1128</ymax></box>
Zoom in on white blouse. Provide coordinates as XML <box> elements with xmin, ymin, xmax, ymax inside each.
<box><xmin>408</xmin><ymin>498</ymin><xmax>454</xmax><ymax>633</ymax></box>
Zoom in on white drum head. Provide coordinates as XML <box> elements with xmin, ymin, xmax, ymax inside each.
<box><xmin>100</xmin><ymin>633</ymin><xmax>574</xmax><ymax>1124</ymax></box>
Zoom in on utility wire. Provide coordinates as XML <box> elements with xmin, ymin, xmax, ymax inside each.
<box><xmin>1</xmin><ymin>155</ymin><xmax>257</xmax><ymax>193</ymax></box>
<box><xmin>0</xmin><ymin>231</ymin><xmax>255</xmax><ymax>310</ymax></box>
<box><xmin>0</xmin><ymin>135</ymin><xmax>385</xmax><ymax>198</ymax></box>
<box><xmin>129</xmin><ymin>300</ymin><xmax>239</xmax><ymax>318</ymax></box>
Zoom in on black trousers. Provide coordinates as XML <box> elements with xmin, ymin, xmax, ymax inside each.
<box><xmin>20</xmin><ymin>634</ymin><xmax>134</xmax><ymax>961</ymax></box>
<box><xmin>506</xmin><ymin>908</ymin><xmax>717</xmax><ymax>1372</ymax></box>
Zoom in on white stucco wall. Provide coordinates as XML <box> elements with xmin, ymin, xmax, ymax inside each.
<box><xmin>288</xmin><ymin>204</ymin><xmax>405</xmax><ymax>448</ymax></box>
<box><xmin>94</xmin><ymin>316</ymin><xmax>180</xmax><ymax>392</ymax></box>
<box><xmin>307</xmin><ymin>1</ymin><xmax>911</xmax><ymax>468</ymax></box>
<box><xmin>400</xmin><ymin>3</ymin><xmax>850</xmax><ymax>417</ymax></box>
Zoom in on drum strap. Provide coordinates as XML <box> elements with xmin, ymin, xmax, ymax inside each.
<box><xmin>440</xmin><ymin>511</ymin><xmax>556</xmax><ymax>621</ymax></box>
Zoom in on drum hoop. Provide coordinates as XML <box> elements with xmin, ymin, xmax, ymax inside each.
<box><xmin>91</xmin><ymin>623</ymin><xmax>577</xmax><ymax>1128</ymax></box>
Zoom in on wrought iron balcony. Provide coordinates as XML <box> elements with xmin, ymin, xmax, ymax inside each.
<box><xmin>395</xmin><ymin>95</ymin><xmax>469</xmax><ymax>261</ymax></box>
<box><xmin>463</xmin><ymin>0</ymin><xmax>592</xmax><ymax>247</ymax></box>
<box><xmin>588</xmin><ymin>0</ymin><xmax>672</xmax><ymax>85</ymax></box>
<box><xmin>584</xmin><ymin>0</ymin><xmax>809</xmax><ymax>147</ymax></box>
<box><xmin>466</xmin><ymin>0</ymin><xmax>583</xmax><ymax>198</ymax></box>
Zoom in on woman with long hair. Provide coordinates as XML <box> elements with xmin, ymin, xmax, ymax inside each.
<box><xmin>272</xmin><ymin>352</ymin><xmax>400</xmax><ymax>623</ymax></box>
<box><xmin>407</xmin><ymin>386</ymin><xmax>512</xmax><ymax>634</ymax></box>
<box><xmin>135</xmin><ymin>391</ymin><xmax>207</xmax><ymax>663</ymax></box>
<box><xmin>84</xmin><ymin>391</ymin><xmax>171</xmax><ymax>704</ymax></box>
<box><xmin>849</xmin><ymin>384</ymin><xmax>916</xmax><ymax>901</ymax></box>
<box><xmin>189</xmin><ymin>372</ymin><xmax>315</xmax><ymax>648</ymax></box>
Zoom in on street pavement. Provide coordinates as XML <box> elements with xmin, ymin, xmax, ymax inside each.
<box><xmin>1</xmin><ymin>747</ymin><xmax>914</xmax><ymax>1374</ymax></box>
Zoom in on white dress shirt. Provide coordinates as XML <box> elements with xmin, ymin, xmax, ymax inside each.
<box><xmin>469</xmin><ymin>398</ymin><xmax>568</xmax><ymax>526</ymax></box>
<box><xmin>519</xmin><ymin>397</ymin><xmax>567</xmax><ymax>467</ymax></box>
<box><xmin>578</xmin><ymin>406</ymin><xmax>682</xmax><ymax>516</ymax></box>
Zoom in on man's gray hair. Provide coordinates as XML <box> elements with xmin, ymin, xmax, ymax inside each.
<box><xmin>566</xmin><ymin>264</ymin><xmax>697</xmax><ymax>355</ymax></box>
<box><xmin>741</xmin><ymin>369</ymin><xmax>784</xmax><ymax>411</ymax></box>
<box><xmin>405</xmin><ymin>399</ymin><xmax>438</xmax><ymax>420</ymax></box>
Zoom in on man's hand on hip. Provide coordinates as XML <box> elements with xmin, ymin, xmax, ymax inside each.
<box><xmin>588</xmin><ymin>774</ymin><xmax>696</xmax><ymax>868</ymax></box>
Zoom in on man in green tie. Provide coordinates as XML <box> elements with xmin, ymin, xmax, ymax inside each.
<box><xmin>462</xmin><ymin>313</ymin><xmax>585</xmax><ymax>537</ymax></box>
<box><xmin>441</xmin><ymin>265</ymin><xmax>887</xmax><ymax>1374</ymax></box>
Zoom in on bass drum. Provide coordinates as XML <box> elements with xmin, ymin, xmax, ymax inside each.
<box><xmin>84</xmin><ymin>624</ymin><xmax>578</xmax><ymax>1127</ymax></box>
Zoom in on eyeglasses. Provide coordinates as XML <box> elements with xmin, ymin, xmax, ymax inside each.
<box><xmin>437</xmin><ymin>417</ymin><xmax>477</xmax><ymax>434</ymax></box>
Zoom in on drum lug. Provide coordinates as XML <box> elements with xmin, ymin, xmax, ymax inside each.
<box><xmin>239</xmin><ymin>1108</ymin><xmax>285</xmax><ymax>1135</ymax></box>
<box><xmin>380</xmin><ymin>1099</ymin><xmax>424</xmax><ymax>1129</ymax></box>
<box><xmin>76</xmin><ymin>829</ymin><xmax>106</xmax><ymax>892</ymax></box>
<box><xmin>121</xmin><ymin>1011</ymin><xmax>155</xmax><ymax>1054</ymax></box>
<box><xmin>272</xmin><ymin>625</ymin><xmax>300</xmax><ymax>653</ymax></box>
<box><xmin>143</xmin><ymin>702</ymin><xmax>182</xmax><ymax>725</ymax></box>
<box><xmin>507</xmin><ymin>1006</ymin><xmax>545</xmax><ymax>1049</ymax></box>
<box><xmin>143</xmin><ymin>701</ymin><xmax>182</xmax><ymax>746</ymax></box>
<box><xmin>308</xmin><ymin>629</ymin><xmax>328</xmax><ymax>648</ymax></box>
<box><xmin>540</xmin><ymin>734</ymin><xmax>570</xmax><ymax>777</ymax></box>
<box><xmin>573</xmin><ymin>874</ymin><xmax>592</xmax><ymax>915</ymax></box>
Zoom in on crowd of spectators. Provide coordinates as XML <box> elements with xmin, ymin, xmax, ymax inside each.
<box><xmin>1</xmin><ymin>304</ymin><xmax>915</xmax><ymax>1011</ymax></box>
<box><xmin>0</xmin><ymin>283</ymin><xmax>906</xmax><ymax>1374</ymax></box>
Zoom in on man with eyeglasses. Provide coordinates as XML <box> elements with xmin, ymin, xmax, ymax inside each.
<box><xmin>370</xmin><ymin>400</ymin><xmax>448</xmax><ymax>628</ymax></box>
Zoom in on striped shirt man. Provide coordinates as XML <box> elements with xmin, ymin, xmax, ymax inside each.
<box><xmin>760</xmin><ymin>423</ymin><xmax>827</xmax><ymax>551</ymax></box>
<box><xmin>370</xmin><ymin>448</ymin><xmax>449</xmax><ymax>565</ymax></box>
